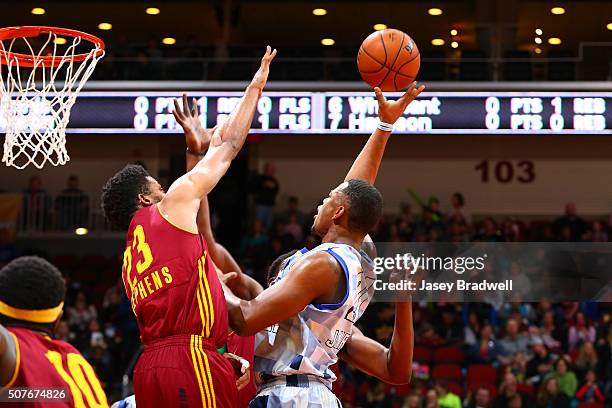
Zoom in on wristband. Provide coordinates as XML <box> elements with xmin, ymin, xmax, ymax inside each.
<box><xmin>377</xmin><ymin>121</ymin><xmax>394</xmax><ymax>132</ymax></box>
<box><xmin>186</xmin><ymin>148</ymin><xmax>206</xmax><ymax>156</ymax></box>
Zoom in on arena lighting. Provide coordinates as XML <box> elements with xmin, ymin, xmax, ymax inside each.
<box><xmin>428</xmin><ymin>7</ymin><xmax>443</xmax><ymax>16</ymax></box>
<box><xmin>535</xmin><ymin>47</ymin><xmax>542</xmax><ymax>54</ymax></box>
<box><xmin>551</xmin><ymin>7</ymin><xmax>565</xmax><ymax>15</ymax></box>
<box><xmin>451</xmin><ymin>41</ymin><xmax>458</xmax><ymax>48</ymax></box>
<box><xmin>535</xmin><ymin>28</ymin><xmax>543</xmax><ymax>35</ymax></box>
<box><xmin>98</xmin><ymin>23</ymin><xmax>112</xmax><ymax>30</ymax></box>
<box><xmin>450</xmin><ymin>29</ymin><xmax>458</xmax><ymax>36</ymax></box>
<box><xmin>373</xmin><ymin>24</ymin><xmax>387</xmax><ymax>31</ymax></box>
<box><xmin>321</xmin><ymin>38</ymin><xmax>335</xmax><ymax>46</ymax></box>
<box><xmin>607</xmin><ymin>23</ymin><xmax>612</xmax><ymax>31</ymax></box>
<box><xmin>31</xmin><ymin>7</ymin><xmax>46</xmax><ymax>15</ymax></box>
<box><xmin>535</xmin><ymin>37</ymin><xmax>542</xmax><ymax>44</ymax></box>
<box><xmin>548</xmin><ymin>37</ymin><xmax>562</xmax><ymax>45</ymax></box>
<box><xmin>54</xmin><ymin>37</ymin><xmax>67</xmax><ymax>45</ymax></box>
<box><xmin>162</xmin><ymin>37</ymin><xmax>176</xmax><ymax>45</ymax></box>
<box><xmin>312</xmin><ymin>8</ymin><xmax>327</xmax><ymax>16</ymax></box>
<box><xmin>431</xmin><ymin>38</ymin><xmax>445</xmax><ymax>46</ymax></box>
<box><xmin>75</xmin><ymin>227</ymin><xmax>89</xmax><ymax>236</ymax></box>
<box><xmin>145</xmin><ymin>7</ymin><xmax>160</xmax><ymax>15</ymax></box>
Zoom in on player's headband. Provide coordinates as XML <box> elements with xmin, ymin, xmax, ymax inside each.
<box><xmin>0</xmin><ymin>299</ymin><xmax>64</xmax><ymax>323</ymax></box>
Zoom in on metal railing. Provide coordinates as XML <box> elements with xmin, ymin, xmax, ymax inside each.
<box><xmin>19</xmin><ymin>192</ymin><xmax>116</xmax><ymax>236</ymax></box>
<box><xmin>92</xmin><ymin>42</ymin><xmax>612</xmax><ymax>82</ymax></box>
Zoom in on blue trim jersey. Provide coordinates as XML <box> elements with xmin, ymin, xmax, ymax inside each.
<box><xmin>254</xmin><ymin>242</ymin><xmax>376</xmax><ymax>386</ymax></box>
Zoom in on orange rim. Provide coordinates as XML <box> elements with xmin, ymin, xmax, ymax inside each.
<box><xmin>0</xmin><ymin>26</ymin><xmax>105</xmax><ymax>67</ymax></box>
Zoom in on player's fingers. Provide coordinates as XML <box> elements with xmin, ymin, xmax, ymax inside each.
<box><xmin>192</xmin><ymin>98</ymin><xmax>198</xmax><ymax>116</ymax></box>
<box><xmin>173</xmin><ymin>98</ymin><xmax>184</xmax><ymax>121</ymax></box>
<box><xmin>373</xmin><ymin>87</ymin><xmax>385</xmax><ymax>104</ymax></box>
<box><xmin>182</xmin><ymin>94</ymin><xmax>190</xmax><ymax>115</ymax></box>
<box><xmin>398</xmin><ymin>82</ymin><xmax>417</xmax><ymax>104</ymax></box>
<box><xmin>221</xmin><ymin>271</ymin><xmax>239</xmax><ymax>283</ymax></box>
<box><xmin>263</xmin><ymin>45</ymin><xmax>271</xmax><ymax>60</ymax></box>
<box><xmin>236</xmin><ymin>375</ymin><xmax>248</xmax><ymax>390</ymax></box>
<box><xmin>265</xmin><ymin>45</ymin><xmax>278</xmax><ymax>60</ymax></box>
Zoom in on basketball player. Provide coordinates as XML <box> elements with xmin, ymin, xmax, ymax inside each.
<box><xmin>0</xmin><ymin>256</ymin><xmax>109</xmax><ymax>407</ymax></box>
<box><xmin>176</xmin><ymin>94</ymin><xmax>262</xmax><ymax>406</ymax></box>
<box><xmin>224</xmin><ymin>83</ymin><xmax>425</xmax><ymax>407</ymax></box>
<box><xmin>100</xmin><ymin>46</ymin><xmax>276</xmax><ymax>408</ymax></box>
<box><xmin>264</xmin><ymin>249</ymin><xmax>415</xmax><ymax>385</ymax></box>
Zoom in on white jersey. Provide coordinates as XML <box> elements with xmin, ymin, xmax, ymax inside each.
<box><xmin>254</xmin><ymin>242</ymin><xmax>376</xmax><ymax>386</ymax></box>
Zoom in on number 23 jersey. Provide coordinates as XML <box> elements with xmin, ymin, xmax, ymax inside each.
<box><xmin>122</xmin><ymin>204</ymin><xmax>229</xmax><ymax>348</ymax></box>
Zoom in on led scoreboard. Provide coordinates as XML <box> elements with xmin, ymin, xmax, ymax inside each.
<box><xmin>0</xmin><ymin>91</ymin><xmax>609</xmax><ymax>134</ymax></box>
<box><xmin>325</xmin><ymin>92</ymin><xmax>610</xmax><ymax>134</ymax></box>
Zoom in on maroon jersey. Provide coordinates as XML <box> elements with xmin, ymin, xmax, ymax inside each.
<box><xmin>4</xmin><ymin>326</ymin><xmax>108</xmax><ymax>408</ymax></box>
<box><xmin>123</xmin><ymin>204</ymin><xmax>237</xmax><ymax>407</ymax></box>
<box><xmin>122</xmin><ymin>204</ymin><xmax>229</xmax><ymax>348</ymax></box>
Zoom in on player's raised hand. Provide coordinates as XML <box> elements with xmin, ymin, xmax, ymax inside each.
<box><xmin>375</xmin><ymin>82</ymin><xmax>425</xmax><ymax>125</ymax></box>
<box><xmin>173</xmin><ymin>93</ymin><xmax>212</xmax><ymax>153</ymax></box>
<box><xmin>249</xmin><ymin>46</ymin><xmax>277</xmax><ymax>92</ymax></box>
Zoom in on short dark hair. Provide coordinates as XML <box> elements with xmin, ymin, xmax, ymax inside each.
<box><xmin>453</xmin><ymin>192</ymin><xmax>465</xmax><ymax>206</ymax></box>
<box><xmin>101</xmin><ymin>164</ymin><xmax>150</xmax><ymax>230</ymax></box>
<box><xmin>266</xmin><ymin>250</ymin><xmax>298</xmax><ymax>286</ymax></box>
<box><xmin>341</xmin><ymin>179</ymin><xmax>383</xmax><ymax>233</ymax></box>
<box><xmin>0</xmin><ymin>256</ymin><xmax>65</xmax><ymax>330</ymax></box>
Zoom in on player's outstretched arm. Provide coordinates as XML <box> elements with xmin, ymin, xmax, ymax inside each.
<box><xmin>161</xmin><ymin>47</ymin><xmax>277</xmax><ymax>232</ymax></box>
<box><xmin>175</xmin><ymin>98</ymin><xmax>264</xmax><ymax>300</ymax></box>
<box><xmin>0</xmin><ymin>324</ymin><xmax>17</xmax><ymax>387</ymax></box>
<box><xmin>339</xmin><ymin>301</ymin><xmax>413</xmax><ymax>385</ymax></box>
<box><xmin>344</xmin><ymin>83</ymin><xmax>425</xmax><ymax>185</ymax></box>
<box><xmin>224</xmin><ymin>252</ymin><xmax>342</xmax><ymax>336</ymax></box>
<box><xmin>197</xmin><ymin>196</ymin><xmax>263</xmax><ymax>299</ymax></box>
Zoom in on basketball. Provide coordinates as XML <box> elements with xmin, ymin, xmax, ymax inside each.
<box><xmin>357</xmin><ymin>28</ymin><xmax>420</xmax><ymax>91</ymax></box>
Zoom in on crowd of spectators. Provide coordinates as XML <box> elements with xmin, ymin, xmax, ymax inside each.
<box><xmin>19</xmin><ymin>174</ymin><xmax>90</xmax><ymax>232</ymax></box>
<box><xmin>2</xmin><ymin>171</ymin><xmax>611</xmax><ymax>406</ymax></box>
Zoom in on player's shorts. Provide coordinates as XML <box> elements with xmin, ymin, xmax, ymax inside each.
<box><xmin>133</xmin><ymin>334</ymin><xmax>237</xmax><ymax>408</ymax></box>
<box><xmin>248</xmin><ymin>374</ymin><xmax>342</xmax><ymax>408</ymax></box>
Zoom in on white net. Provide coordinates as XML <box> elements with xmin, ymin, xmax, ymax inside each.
<box><xmin>0</xmin><ymin>29</ymin><xmax>104</xmax><ymax>169</ymax></box>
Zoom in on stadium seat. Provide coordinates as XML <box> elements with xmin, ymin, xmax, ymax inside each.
<box><xmin>51</xmin><ymin>255</ymin><xmax>78</xmax><ymax>272</ymax></box>
<box><xmin>516</xmin><ymin>383</ymin><xmax>535</xmax><ymax>398</ymax></box>
<box><xmin>577</xmin><ymin>403</ymin><xmax>604</xmax><ymax>408</ymax></box>
<box><xmin>391</xmin><ymin>384</ymin><xmax>412</xmax><ymax>397</ymax></box>
<box><xmin>447</xmin><ymin>382</ymin><xmax>464</xmax><ymax>398</ymax></box>
<box><xmin>413</xmin><ymin>346</ymin><xmax>433</xmax><ymax>364</ymax></box>
<box><xmin>467</xmin><ymin>364</ymin><xmax>497</xmax><ymax>385</ymax></box>
<box><xmin>80</xmin><ymin>255</ymin><xmax>107</xmax><ymax>271</ymax></box>
<box><xmin>433</xmin><ymin>346</ymin><xmax>464</xmax><ymax>364</ymax></box>
<box><xmin>431</xmin><ymin>364</ymin><xmax>462</xmax><ymax>382</ymax></box>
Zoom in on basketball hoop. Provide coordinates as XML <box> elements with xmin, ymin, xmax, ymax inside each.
<box><xmin>0</xmin><ymin>26</ymin><xmax>105</xmax><ymax>169</ymax></box>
